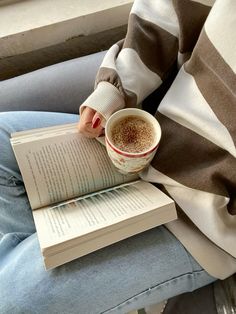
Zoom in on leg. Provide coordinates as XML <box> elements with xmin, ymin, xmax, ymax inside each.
<box><xmin>0</xmin><ymin>112</ymin><xmax>216</xmax><ymax>314</ymax></box>
<box><xmin>0</xmin><ymin>51</ymin><xmax>106</xmax><ymax>114</ymax></box>
<box><xmin>0</xmin><ymin>111</ymin><xmax>78</xmax><ymax>235</ymax></box>
<box><xmin>1</xmin><ymin>227</ymin><xmax>216</xmax><ymax>314</ymax></box>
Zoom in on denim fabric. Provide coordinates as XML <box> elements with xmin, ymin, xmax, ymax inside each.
<box><xmin>0</xmin><ymin>112</ymin><xmax>216</xmax><ymax>314</ymax></box>
<box><xmin>0</xmin><ymin>51</ymin><xmax>106</xmax><ymax>114</ymax></box>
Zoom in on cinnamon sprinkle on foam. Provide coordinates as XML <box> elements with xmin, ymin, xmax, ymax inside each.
<box><xmin>111</xmin><ymin>116</ymin><xmax>154</xmax><ymax>153</ymax></box>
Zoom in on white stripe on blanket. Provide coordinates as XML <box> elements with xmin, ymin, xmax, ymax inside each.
<box><xmin>205</xmin><ymin>0</ymin><xmax>236</xmax><ymax>73</ymax></box>
<box><xmin>158</xmin><ymin>67</ymin><xmax>236</xmax><ymax>157</ymax></box>
<box><xmin>131</xmin><ymin>0</ymin><xmax>179</xmax><ymax>37</ymax></box>
<box><xmin>141</xmin><ymin>166</ymin><xmax>236</xmax><ymax>258</ymax></box>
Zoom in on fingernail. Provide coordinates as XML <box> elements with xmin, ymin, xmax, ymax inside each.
<box><xmin>92</xmin><ymin>117</ymin><xmax>101</xmax><ymax>129</ymax></box>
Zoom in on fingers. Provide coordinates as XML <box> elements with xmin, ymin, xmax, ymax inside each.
<box><xmin>77</xmin><ymin>107</ymin><xmax>104</xmax><ymax>138</ymax></box>
<box><xmin>91</xmin><ymin>112</ymin><xmax>102</xmax><ymax>129</ymax></box>
<box><xmin>92</xmin><ymin>112</ymin><xmax>106</xmax><ymax>128</ymax></box>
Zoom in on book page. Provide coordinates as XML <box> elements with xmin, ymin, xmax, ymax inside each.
<box><xmin>11</xmin><ymin>124</ymin><xmax>138</xmax><ymax>209</ymax></box>
<box><xmin>32</xmin><ymin>180</ymin><xmax>176</xmax><ymax>253</ymax></box>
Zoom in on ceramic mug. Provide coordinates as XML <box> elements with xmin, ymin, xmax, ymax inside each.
<box><xmin>105</xmin><ymin>108</ymin><xmax>161</xmax><ymax>175</ymax></box>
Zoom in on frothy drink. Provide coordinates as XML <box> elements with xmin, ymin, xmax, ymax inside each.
<box><xmin>111</xmin><ymin>115</ymin><xmax>155</xmax><ymax>153</ymax></box>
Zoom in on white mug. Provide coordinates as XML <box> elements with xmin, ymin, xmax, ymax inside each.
<box><xmin>105</xmin><ymin>108</ymin><xmax>161</xmax><ymax>174</ymax></box>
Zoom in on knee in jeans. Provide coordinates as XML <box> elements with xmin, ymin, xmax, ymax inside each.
<box><xmin>0</xmin><ymin>113</ymin><xmax>21</xmax><ymax>175</ymax></box>
<box><xmin>0</xmin><ymin>113</ymin><xmax>13</xmax><ymax>152</ymax></box>
<box><xmin>0</xmin><ymin>112</ymin><xmax>14</xmax><ymax>134</ymax></box>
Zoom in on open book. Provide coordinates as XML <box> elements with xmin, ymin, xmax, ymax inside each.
<box><xmin>11</xmin><ymin>123</ymin><xmax>177</xmax><ymax>270</ymax></box>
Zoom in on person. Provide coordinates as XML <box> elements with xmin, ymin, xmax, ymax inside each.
<box><xmin>0</xmin><ymin>0</ymin><xmax>235</xmax><ymax>313</ymax></box>
<box><xmin>78</xmin><ymin>0</ymin><xmax>236</xmax><ymax>279</ymax></box>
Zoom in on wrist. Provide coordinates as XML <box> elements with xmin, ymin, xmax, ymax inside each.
<box><xmin>80</xmin><ymin>82</ymin><xmax>125</xmax><ymax>121</ymax></box>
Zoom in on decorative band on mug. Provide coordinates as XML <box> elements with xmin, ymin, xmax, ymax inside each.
<box><xmin>105</xmin><ymin>137</ymin><xmax>159</xmax><ymax>158</ymax></box>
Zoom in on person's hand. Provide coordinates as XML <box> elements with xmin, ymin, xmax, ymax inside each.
<box><xmin>77</xmin><ymin>107</ymin><xmax>104</xmax><ymax>138</ymax></box>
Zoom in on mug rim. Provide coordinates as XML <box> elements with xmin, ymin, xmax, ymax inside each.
<box><xmin>105</xmin><ymin>108</ymin><xmax>161</xmax><ymax>157</ymax></box>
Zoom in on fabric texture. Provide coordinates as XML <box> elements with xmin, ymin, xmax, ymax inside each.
<box><xmin>0</xmin><ymin>51</ymin><xmax>106</xmax><ymax>113</ymax></box>
<box><xmin>0</xmin><ymin>0</ymin><xmax>235</xmax><ymax>311</ymax></box>
<box><xmin>0</xmin><ymin>111</ymin><xmax>216</xmax><ymax>314</ymax></box>
<box><xmin>80</xmin><ymin>0</ymin><xmax>236</xmax><ymax>279</ymax></box>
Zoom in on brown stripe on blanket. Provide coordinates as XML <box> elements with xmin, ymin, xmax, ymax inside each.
<box><xmin>124</xmin><ymin>13</ymin><xmax>178</xmax><ymax>79</ymax></box>
<box><xmin>173</xmin><ymin>0</ymin><xmax>211</xmax><ymax>53</ymax></box>
<box><xmin>95</xmin><ymin>67</ymin><xmax>137</xmax><ymax>107</ymax></box>
<box><xmin>152</xmin><ymin>112</ymin><xmax>236</xmax><ymax>214</ymax></box>
<box><xmin>185</xmin><ymin>29</ymin><xmax>236</xmax><ymax>145</ymax></box>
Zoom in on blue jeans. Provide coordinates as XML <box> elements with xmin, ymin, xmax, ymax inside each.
<box><xmin>0</xmin><ymin>111</ymin><xmax>216</xmax><ymax>314</ymax></box>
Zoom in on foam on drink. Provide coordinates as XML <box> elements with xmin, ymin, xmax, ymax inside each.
<box><xmin>111</xmin><ymin>115</ymin><xmax>155</xmax><ymax>153</ymax></box>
